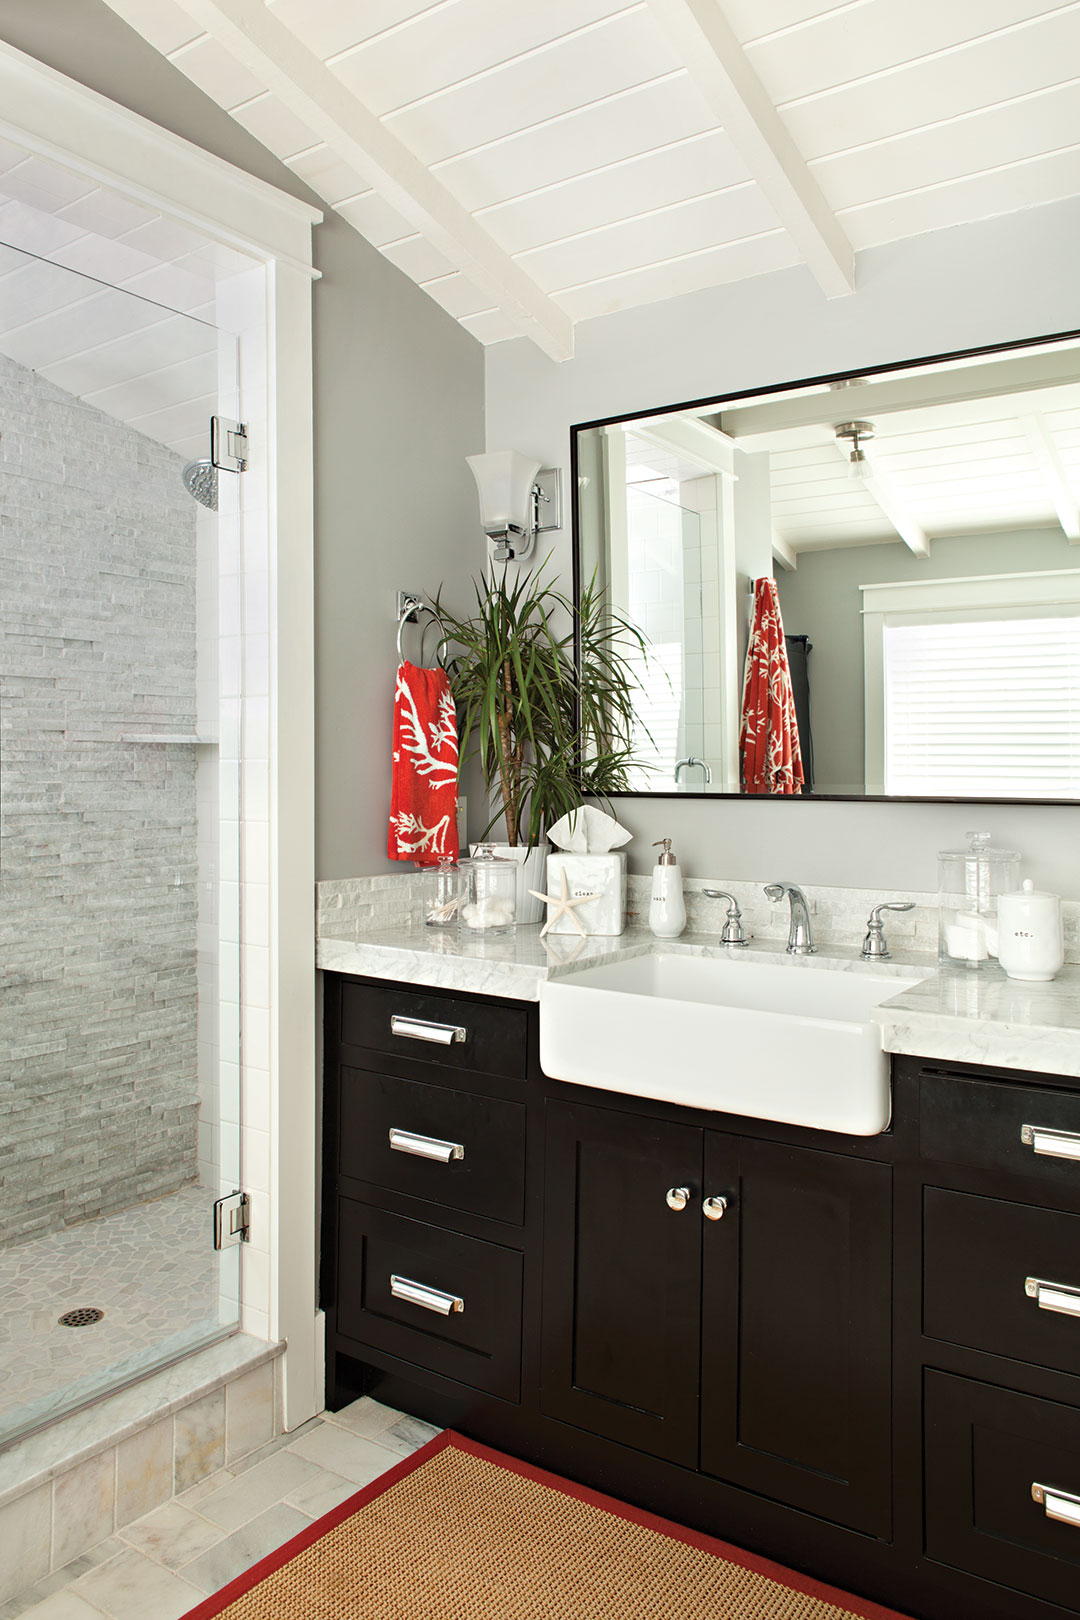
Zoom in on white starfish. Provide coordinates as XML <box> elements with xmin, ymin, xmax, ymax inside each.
<box><xmin>529</xmin><ymin>868</ymin><xmax>603</xmax><ymax>938</ymax></box>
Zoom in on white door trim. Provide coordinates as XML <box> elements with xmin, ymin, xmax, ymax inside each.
<box><xmin>0</xmin><ymin>40</ymin><xmax>320</xmax><ymax>267</ymax></box>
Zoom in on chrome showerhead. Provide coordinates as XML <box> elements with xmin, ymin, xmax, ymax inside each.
<box><xmin>182</xmin><ymin>459</ymin><xmax>218</xmax><ymax>511</ymax></box>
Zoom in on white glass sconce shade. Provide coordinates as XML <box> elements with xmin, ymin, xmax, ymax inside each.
<box><xmin>467</xmin><ymin>450</ymin><xmax>541</xmax><ymax>538</ymax></box>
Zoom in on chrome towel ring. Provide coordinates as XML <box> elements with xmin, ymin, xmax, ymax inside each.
<box><xmin>397</xmin><ymin>596</ymin><xmax>449</xmax><ymax>669</ymax></box>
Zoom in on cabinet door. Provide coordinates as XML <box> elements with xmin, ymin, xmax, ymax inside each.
<box><xmin>700</xmin><ymin>1134</ymin><xmax>892</xmax><ymax>1537</ymax></box>
<box><xmin>541</xmin><ymin>1099</ymin><xmax>702</xmax><ymax>1465</ymax></box>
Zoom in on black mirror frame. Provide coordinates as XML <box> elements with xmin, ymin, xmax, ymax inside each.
<box><xmin>570</xmin><ymin>325</ymin><xmax>1080</xmax><ymax>808</ymax></box>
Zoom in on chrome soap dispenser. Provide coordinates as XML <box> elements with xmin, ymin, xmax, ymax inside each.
<box><xmin>649</xmin><ymin>838</ymin><xmax>686</xmax><ymax>939</ymax></box>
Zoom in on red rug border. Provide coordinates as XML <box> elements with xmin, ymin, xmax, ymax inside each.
<box><xmin>448</xmin><ymin>1432</ymin><xmax>911</xmax><ymax>1620</ymax></box>
<box><xmin>181</xmin><ymin>1427</ymin><xmax>911</xmax><ymax>1620</ymax></box>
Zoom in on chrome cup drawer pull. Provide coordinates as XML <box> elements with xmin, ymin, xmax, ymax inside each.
<box><xmin>1032</xmin><ymin>1482</ymin><xmax>1080</xmax><ymax>1528</ymax></box>
<box><xmin>1025</xmin><ymin>1276</ymin><xmax>1080</xmax><ymax>1317</ymax></box>
<box><xmin>1021</xmin><ymin>1124</ymin><xmax>1080</xmax><ymax>1162</ymax></box>
<box><xmin>390</xmin><ymin>1015</ymin><xmax>467</xmax><ymax>1045</ymax></box>
<box><xmin>388</xmin><ymin>1127</ymin><xmax>464</xmax><ymax>1164</ymax></box>
<box><xmin>390</xmin><ymin>1274</ymin><xmax>464</xmax><ymax>1316</ymax></box>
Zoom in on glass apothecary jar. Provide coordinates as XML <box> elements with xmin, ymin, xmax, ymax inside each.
<box><xmin>425</xmin><ymin>858</ymin><xmax>463</xmax><ymax>928</ymax></box>
<box><xmin>459</xmin><ymin>848</ymin><xmax>517</xmax><ymax>936</ymax></box>
<box><xmin>938</xmin><ymin>830</ymin><xmax>1020</xmax><ymax>968</ymax></box>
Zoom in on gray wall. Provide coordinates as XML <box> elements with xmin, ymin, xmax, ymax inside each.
<box><xmin>776</xmin><ymin>527</ymin><xmax>1075</xmax><ymax>793</ymax></box>
<box><xmin>0</xmin><ymin>0</ymin><xmax>486</xmax><ymax>878</ymax></box>
<box><xmin>486</xmin><ymin>197</ymin><xmax>1080</xmax><ymax>896</ymax></box>
<box><xmin>0</xmin><ymin>353</ymin><xmax>199</xmax><ymax>1244</ymax></box>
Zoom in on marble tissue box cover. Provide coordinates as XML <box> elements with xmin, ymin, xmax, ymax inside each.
<box><xmin>545</xmin><ymin>851</ymin><xmax>627</xmax><ymax>936</ymax></box>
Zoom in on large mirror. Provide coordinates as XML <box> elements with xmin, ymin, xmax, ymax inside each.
<box><xmin>574</xmin><ymin>331</ymin><xmax>1080</xmax><ymax>803</ymax></box>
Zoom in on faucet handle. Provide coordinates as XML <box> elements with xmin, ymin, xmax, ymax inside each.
<box><xmin>703</xmin><ymin>890</ymin><xmax>750</xmax><ymax>947</ymax></box>
<box><xmin>862</xmin><ymin>900</ymin><xmax>915</xmax><ymax>960</ymax></box>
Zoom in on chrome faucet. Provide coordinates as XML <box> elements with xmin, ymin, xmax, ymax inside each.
<box><xmin>763</xmin><ymin>882</ymin><xmax>817</xmax><ymax>955</ymax></box>
<box><xmin>674</xmin><ymin>755</ymin><xmax>712</xmax><ymax>785</ymax></box>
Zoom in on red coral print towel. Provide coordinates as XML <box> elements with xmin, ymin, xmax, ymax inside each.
<box><xmin>739</xmin><ymin>577</ymin><xmax>805</xmax><ymax>796</ymax></box>
<box><xmin>388</xmin><ymin>661</ymin><xmax>460</xmax><ymax>863</ymax></box>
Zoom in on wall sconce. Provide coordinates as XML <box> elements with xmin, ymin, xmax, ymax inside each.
<box><xmin>466</xmin><ymin>449</ymin><xmax>562</xmax><ymax>563</ymax></box>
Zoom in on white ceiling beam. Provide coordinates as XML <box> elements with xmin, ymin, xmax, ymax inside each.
<box><xmin>634</xmin><ymin>415</ymin><xmax>738</xmax><ymax>478</ymax></box>
<box><xmin>1020</xmin><ymin>411</ymin><xmax>1080</xmax><ymax>542</ymax></box>
<box><xmin>771</xmin><ymin>530</ymin><xmax>797</xmax><ymax>571</ymax></box>
<box><xmin>864</xmin><ymin>470</ymin><xmax>930</xmax><ymax>558</ymax></box>
<box><xmin>719</xmin><ymin>350</ymin><xmax>1080</xmax><ymax>445</ymax></box>
<box><xmin>832</xmin><ymin>441</ymin><xmax>929</xmax><ymax>557</ymax></box>
<box><xmin>644</xmin><ymin>0</ymin><xmax>853</xmax><ymax>299</ymax></box>
<box><xmin>163</xmin><ymin>0</ymin><xmax>574</xmax><ymax>361</ymax></box>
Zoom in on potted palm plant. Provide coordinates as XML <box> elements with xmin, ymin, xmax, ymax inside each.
<box><xmin>433</xmin><ymin>565</ymin><xmax>649</xmax><ymax>922</ymax></box>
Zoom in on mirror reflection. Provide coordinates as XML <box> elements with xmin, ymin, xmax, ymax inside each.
<box><xmin>575</xmin><ymin>333</ymin><xmax>1080</xmax><ymax>802</ymax></box>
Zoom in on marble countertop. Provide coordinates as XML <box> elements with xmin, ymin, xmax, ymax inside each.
<box><xmin>318</xmin><ymin>921</ymin><xmax>1080</xmax><ymax>1080</ymax></box>
<box><xmin>318</xmin><ymin>921</ymin><xmax>652</xmax><ymax>1001</ymax></box>
<box><xmin>873</xmin><ymin>963</ymin><xmax>1080</xmax><ymax>1077</ymax></box>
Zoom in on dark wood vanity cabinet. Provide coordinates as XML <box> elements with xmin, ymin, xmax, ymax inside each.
<box><xmin>540</xmin><ymin>1100</ymin><xmax>702</xmax><ymax>1466</ymax></box>
<box><xmin>322</xmin><ymin>975</ymin><xmax>530</xmax><ymax>1408</ymax></box>
<box><xmin>323</xmin><ymin>974</ymin><xmax>1080</xmax><ymax>1620</ymax></box>
<box><xmin>909</xmin><ymin>1058</ymin><xmax>1080</xmax><ymax>1615</ymax></box>
<box><xmin>540</xmin><ymin>1101</ymin><xmax>892</xmax><ymax>1536</ymax></box>
<box><xmin>698</xmin><ymin>1133</ymin><xmax>892</xmax><ymax>1538</ymax></box>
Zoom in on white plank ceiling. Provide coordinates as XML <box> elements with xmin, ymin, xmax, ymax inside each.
<box><xmin>101</xmin><ymin>0</ymin><xmax>1080</xmax><ymax>354</ymax></box>
<box><xmin>616</xmin><ymin>388</ymin><xmax>1080</xmax><ymax>557</ymax></box>
<box><xmin>609</xmin><ymin>338</ymin><xmax>1080</xmax><ymax>557</ymax></box>
<box><xmin>763</xmin><ymin>392</ymin><xmax>1080</xmax><ymax>555</ymax></box>
<box><xmin>0</xmin><ymin>135</ymin><xmax>249</xmax><ymax>458</ymax></box>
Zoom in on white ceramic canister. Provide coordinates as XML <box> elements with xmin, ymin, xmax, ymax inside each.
<box><xmin>996</xmin><ymin>879</ymin><xmax>1064</xmax><ymax>982</ymax></box>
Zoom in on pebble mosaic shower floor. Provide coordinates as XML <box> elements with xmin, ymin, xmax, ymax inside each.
<box><xmin>0</xmin><ymin>1185</ymin><xmax>225</xmax><ymax>1445</ymax></box>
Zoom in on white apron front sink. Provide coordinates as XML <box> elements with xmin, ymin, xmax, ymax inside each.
<box><xmin>539</xmin><ymin>952</ymin><xmax>925</xmax><ymax>1136</ymax></box>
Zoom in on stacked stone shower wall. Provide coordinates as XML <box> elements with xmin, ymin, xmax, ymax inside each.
<box><xmin>0</xmin><ymin>352</ymin><xmax>200</xmax><ymax>1247</ymax></box>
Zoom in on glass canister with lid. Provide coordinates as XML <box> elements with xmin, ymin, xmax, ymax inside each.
<box><xmin>424</xmin><ymin>857</ymin><xmax>464</xmax><ymax>928</ymax></box>
<box><xmin>459</xmin><ymin>846</ymin><xmax>517</xmax><ymax>936</ymax></box>
<box><xmin>937</xmin><ymin>830</ymin><xmax>1020</xmax><ymax>968</ymax></box>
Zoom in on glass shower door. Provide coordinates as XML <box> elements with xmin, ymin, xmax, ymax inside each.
<box><xmin>0</xmin><ymin>242</ymin><xmax>243</xmax><ymax>1445</ymax></box>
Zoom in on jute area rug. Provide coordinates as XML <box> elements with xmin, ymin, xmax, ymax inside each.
<box><xmin>181</xmin><ymin>1432</ymin><xmax>911</xmax><ymax>1620</ymax></box>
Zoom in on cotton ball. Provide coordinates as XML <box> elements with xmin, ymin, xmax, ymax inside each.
<box><xmin>462</xmin><ymin>898</ymin><xmax>514</xmax><ymax>930</ymax></box>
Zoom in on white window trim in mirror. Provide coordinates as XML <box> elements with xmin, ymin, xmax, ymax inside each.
<box><xmin>862</xmin><ymin>569</ymin><xmax>1080</xmax><ymax>796</ymax></box>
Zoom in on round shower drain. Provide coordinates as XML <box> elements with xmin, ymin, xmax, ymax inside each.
<box><xmin>57</xmin><ymin>1307</ymin><xmax>105</xmax><ymax>1328</ymax></box>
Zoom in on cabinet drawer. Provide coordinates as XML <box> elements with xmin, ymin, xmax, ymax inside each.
<box><xmin>920</xmin><ymin>1072</ymin><xmax>1080</xmax><ymax>1196</ymax></box>
<box><xmin>336</xmin><ymin>1198</ymin><xmax>522</xmax><ymax>1401</ymax></box>
<box><xmin>339</xmin><ymin>1067</ymin><xmax>525</xmax><ymax>1225</ymax></box>
<box><xmin>926</xmin><ymin>1370</ymin><xmax>1080</xmax><ymax>1611</ymax></box>
<box><xmin>925</xmin><ymin>1188</ymin><xmax>1080</xmax><ymax>1378</ymax></box>
<box><xmin>340</xmin><ymin>980</ymin><xmax>527</xmax><ymax>1079</ymax></box>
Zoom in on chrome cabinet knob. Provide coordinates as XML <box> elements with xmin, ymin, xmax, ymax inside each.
<box><xmin>702</xmin><ymin>1196</ymin><xmax>728</xmax><ymax>1221</ymax></box>
<box><xmin>665</xmin><ymin>1186</ymin><xmax>691</xmax><ymax>1211</ymax></box>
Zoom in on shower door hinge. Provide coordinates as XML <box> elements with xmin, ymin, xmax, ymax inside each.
<box><xmin>211</xmin><ymin>416</ymin><xmax>248</xmax><ymax>473</ymax></box>
<box><xmin>213</xmin><ymin>1190</ymin><xmax>251</xmax><ymax>1249</ymax></box>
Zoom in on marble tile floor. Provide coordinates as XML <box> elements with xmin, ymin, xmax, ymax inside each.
<box><xmin>0</xmin><ymin>1187</ymin><xmax>225</xmax><ymax>1446</ymax></box>
<box><xmin>0</xmin><ymin>1397</ymin><xmax>440</xmax><ymax>1620</ymax></box>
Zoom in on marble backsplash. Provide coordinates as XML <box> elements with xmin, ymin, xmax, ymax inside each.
<box><xmin>318</xmin><ymin>871</ymin><xmax>1080</xmax><ymax>964</ymax></box>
